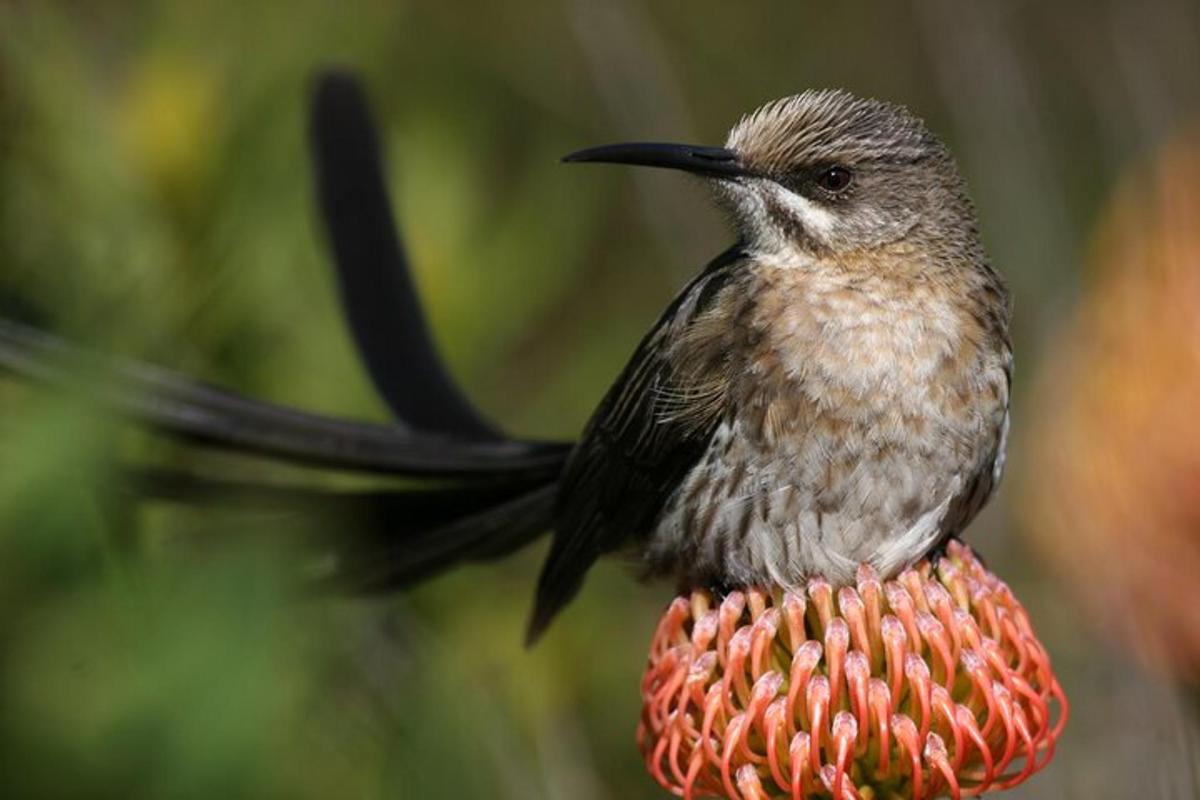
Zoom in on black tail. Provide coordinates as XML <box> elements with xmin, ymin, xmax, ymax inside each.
<box><xmin>125</xmin><ymin>467</ymin><xmax>560</xmax><ymax>593</ymax></box>
<box><xmin>0</xmin><ymin>68</ymin><xmax>572</xmax><ymax>605</ymax></box>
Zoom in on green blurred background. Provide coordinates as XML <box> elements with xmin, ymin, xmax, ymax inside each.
<box><xmin>2</xmin><ymin>1</ymin><xmax>1200</xmax><ymax>797</ymax></box>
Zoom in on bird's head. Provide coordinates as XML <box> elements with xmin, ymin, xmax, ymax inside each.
<box><xmin>565</xmin><ymin>90</ymin><xmax>979</xmax><ymax>261</ymax></box>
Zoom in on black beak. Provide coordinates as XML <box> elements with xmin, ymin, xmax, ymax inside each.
<box><xmin>561</xmin><ymin>142</ymin><xmax>746</xmax><ymax>178</ymax></box>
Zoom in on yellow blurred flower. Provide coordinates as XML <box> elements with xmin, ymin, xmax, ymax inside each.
<box><xmin>117</xmin><ymin>53</ymin><xmax>223</xmax><ymax>209</ymax></box>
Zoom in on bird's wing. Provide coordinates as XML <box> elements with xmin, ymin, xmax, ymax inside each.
<box><xmin>937</xmin><ymin>343</ymin><xmax>1013</xmax><ymax>546</ymax></box>
<box><xmin>526</xmin><ymin>244</ymin><xmax>745</xmax><ymax>640</ymax></box>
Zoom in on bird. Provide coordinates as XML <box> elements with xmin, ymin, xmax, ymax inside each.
<box><xmin>0</xmin><ymin>76</ymin><xmax>1011</xmax><ymax>646</ymax></box>
<box><xmin>530</xmin><ymin>90</ymin><xmax>1011</xmax><ymax>640</ymax></box>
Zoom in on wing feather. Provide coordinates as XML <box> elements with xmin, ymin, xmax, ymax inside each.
<box><xmin>526</xmin><ymin>244</ymin><xmax>746</xmax><ymax>640</ymax></box>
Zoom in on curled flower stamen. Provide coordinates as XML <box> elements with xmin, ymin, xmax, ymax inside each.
<box><xmin>639</xmin><ymin>542</ymin><xmax>1067</xmax><ymax>798</ymax></box>
<box><xmin>820</xmin><ymin>763</ymin><xmax>863</xmax><ymax>800</ymax></box>
<box><xmin>750</xmin><ymin>608</ymin><xmax>780</xmax><ymax>679</ymax></box>
<box><xmin>843</xmin><ymin>651</ymin><xmax>871</xmax><ymax>754</ymax></box>
<box><xmin>856</xmin><ymin>566</ymin><xmax>885</xmax><ymax>659</ymax></box>
<box><xmin>825</xmin><ymin>618</ymin><xmax>850</xmax><ymax>709</ymax></box>
<box><xmin>925</xmin><ymin>732</ymin><xmax>959</xmax><ymax>800</ymax></box>
<box><xmin>782</xmin><ymin>591</ymin><xmax>807</xmax><ymax>651</ymax></box>
<box><xmin>717</xmin><ymin>593</ymin><xmax>746</xmax><ymax>666</ymax></box>
<box><xmin>917</xmin><ymin>611</ymin><xmax>955</xmax><ymax>689</ymax></box>
<box><xmin>786</xmin><ymin>641</ymin><xmax>823</xmax><ymax>735</ymax></box>
<box><xmin>867</xmin><ymin>678</ymin><xmax>893</xmax><ymax>776</ymax></box>
<box><xmin>904</xmin><ymin>652</ymin><xmax>934</xmax><ymax>741</ymax></box>
<box><xmin>838</xmin><ymin>587</ymin><xmax>871</xmax><ymax>656</ymax></box>
<box><xmin>720</xmin><ymin>713</ymin><xmax>748</xmax><ymax>798</ymax></box>
<box><xmin>892</xmin><ymin>713</ymin><xmax>924</xmax><ymax>800</ymax></box>
<box><xmin>736</xmin><ymin>764</ymin><xmax>770</xmax><ymax>800</ymax></box>
<box><xmin>790</xmin><ymin>732</ymin><xmax>813</xmax><ymax>798</ymax></box>
<box><xmin>764</xmin><ymin>698</ymin><xmax>791</xmax><ymax>790</ymax></box>
<box><xmin>831</xmin><ymin>711</ymin><xmax>857</xmax><ymax>800</ymax></box>
<box><xmin>930</xmin><ymin>685</ymin><xmax>963</xmax><ymax>770</ymax></box>
<box><xmin>885</xmin><ymin>581</ymin><xmax>922</xmax><ymax>652</ymax></box>
<box><xmin>881</xmin><ymin>614</ymin><xmax>909</xmax><ymax>707</ymax></box>
<box><xmin>808</xmin><ymin>578</ymin><xmax>836</xmax><ymax>634</ymax></box>
<box><xmin>806</xmin><ymin>675</ymin><xmax>831</xmax><ymax>775</ymax></box>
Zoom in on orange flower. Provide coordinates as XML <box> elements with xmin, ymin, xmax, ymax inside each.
<box><xmin>637</xmin><ymin>542</ymin><xmax>1066</xmax><ymax>799</ymax></box>
<box><xmin>1021</xmin><ymin>126</ymin><xmax>1200</xmax><ymax>677</ymax></box>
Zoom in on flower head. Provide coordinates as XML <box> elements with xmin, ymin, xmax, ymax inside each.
<box><xmin>638</xmin><ymin>542</ymin><xmax>1066</xmax><ymax>799</ymax></box>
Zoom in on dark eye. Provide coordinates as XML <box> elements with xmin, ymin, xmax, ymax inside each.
<box><xmin>816</xmin><ymin>166</ymin><xmax>853</xmax><ymax>193</ymax></box>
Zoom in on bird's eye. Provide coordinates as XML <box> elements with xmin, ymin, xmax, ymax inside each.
<box><xmin>816</xmin><ymin>166</ymin><xmax>853</xmax><ymax>193</ymax></box>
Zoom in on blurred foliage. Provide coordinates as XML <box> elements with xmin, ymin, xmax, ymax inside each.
<box><xmin>2</xmin><ymin>1</ymin><xmax>1200</xmax><ymax>798</ymax></box>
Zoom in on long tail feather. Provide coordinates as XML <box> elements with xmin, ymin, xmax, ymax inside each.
<box><xmin>122</xmin><ymin>465</ymin><xmax>556</xmax><ymax>590</ymax></box>
<box><xmin>0</xmin><ymin>317</ymin><xmax>570</xmax><ymax>477</ymax></box>
<box><xmin>344</xmin><ymin>483</ymin><xmax>558</xmax><ymax>591</ymax></box>
<box><xmin>310</xmin><ymin>69</ymin><xmax>498</xmax><ymax>440</ymax></box>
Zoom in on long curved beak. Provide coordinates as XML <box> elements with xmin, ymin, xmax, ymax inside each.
<box><xmin>561</xmin><ymin>142</ymin><xmax>746</xmax><ymax>178</ymax></box>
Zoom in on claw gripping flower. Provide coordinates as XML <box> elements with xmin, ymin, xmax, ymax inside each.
<box><xmin>638</xmin><ymin>542</ymin><xmax>1066</xmax><ymax>799</ymax></box>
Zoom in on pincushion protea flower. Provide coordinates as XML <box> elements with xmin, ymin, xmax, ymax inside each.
<box><xmin>637</xmin><ymin>542</ymin><xmax>1066</xmax><ymax>799</ymax></box>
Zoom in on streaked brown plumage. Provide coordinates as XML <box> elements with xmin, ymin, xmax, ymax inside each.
<box><xmin>532</xmin><ymin>90</ymin><xmax>1010</xmax><ymax>640</ymax></box>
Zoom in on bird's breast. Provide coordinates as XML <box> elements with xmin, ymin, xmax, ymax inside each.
<box><xmin>644</xmin><ymin>257</ymin><xmax>1009</xmax><ymax>588</ymax></box>
<box><xmin>753</xmin><ymin>264</ymin><xmax>970</xmax><ymax>408</ymax></box>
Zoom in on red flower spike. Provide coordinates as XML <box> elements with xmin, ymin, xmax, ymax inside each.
<box><xmin>954</xmin><ymin>703</ymin><xmax>994</xmax><ymax>793</ymax></box>
<box><xmin>725</xmin><ymin>627</ymin><xmax>753</xmax><ymax>711</ymax></box>
<box><xmin>692</xmin><ymin>610</ymin><xmax>720</xmax><ymax>652</ymax></box>
<box><xmin>718</xmin><ymin>593</ymin><xmax>746</xmax><ymax>667</ymax></box>
<box><xmin>881</xmin><ymin>614</ymin><xmax>909</xmax><ymax>707</ymax></box>
<box><xmin>825</xmin><ymin>618</ymin><xmax>850</xmax><ymax>708</ymax></box>
<box><xmin>856</xmin><ymin>565</ymin><xmax>885</xmax><ymax>662</ymax></box>
<box><xmin>750</xmin><ymin>609</ymin><xmax>780</xmax><ymax>679</ymax></box>
<box><xmin>763</xmin><ymin>698</ymin><xmax>791</xmax><ymax>790</ymax></box>
<box><xmin>924</xmin><ymin>732</ymin><xmax>959</xmax><ymax>800</ymax></box>
<box><xmin>930</xmin><ymin>684</ymin><xmax>963</xmax><ymax>769</ymax></box>
<box><xmin>789</xmin><ymin>732</ymin><xmax>813</xmax><ymax>798</ymax></box>
<box><xmin>916</xmin><ymin>611</ymin><xmax>955</xmax><ymax>689</ymax></box>
<box><xmin>843</xmin><ymin>650</ymin><xmax>871</xmax><ymax>753</ymax></box>
<box><xmin>830</xmin><ymin>710</ymin><xmax>858</xmax><ymax>800</ymax></box>
<box><xmin>747</xmin><ymin>589</ymin><xmax>769</xmax><ymax>621</ymax></box>
<box><xmin>786</xmin><ymin>640</ymin><xmax>823</xmax><ymax>734</ymax></box>
<box><xmin>747</xmin><ymin>672</ymin><xmax>784</xmax><ymax>747</ymax></box>
<box><xmin>901</xmin><ymin>570</ymin><xmax>930</xmax><ymax>614</ymax></box>
<box><xmin>838</xmin><ymin>586</ymin><xmax>872</xmax><ymax>656</ymax></box>
<box><xmin>820</xmin><ymin>764</ymin><xmax>864</xmax><ymax>800</ymax></box>
<box><xmin>892</xmin><ymin>713</ymin><xmax>924</xmax><ymax>800</ymax></box>
<box><xmin>638</xmin><ymin>542</ymin><xmax>1067</xmax><ymax>798</ymax></box>
<box><xmin>808</xmin><ymin>578</ymin><xmax>836</xmax><ymax>633</ymax></box>
<box><xmin>721</xmin><ymin>713</ymin><xmax>750</xmax><ymax>798</ymax></box>
<box><xmin>867</xmin><ymin>678</ymin><xmax>893</xmax><ymax>775</ymax></box>
<box><xmin>781</xmin><ymin>591</ymin><xmax>808</xmax><ymax>651</ymax></box>
<box><xmin>806</xmin><ymin>675</ymin><xmax>831</xmax><ymax>774</ymax></box>
<box><xmin>886</xmin><ymin>582</ymin><xmax>923</xmax><ymax>656</ymax></box>
<box><xmin>736</xmin><ymin>764</ymin><xmax>770</xmax><ymax>800</ymax></box>
<box><xmin>904</xmin><ymin>652</ymin><xmax>933</xmax><ymax>741</ymax></box>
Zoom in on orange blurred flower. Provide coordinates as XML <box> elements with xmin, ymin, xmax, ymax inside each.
<box><xmin>1021</xmin><ymin>125</ymin><xmax>1200</xmax><ymax>677</ymax></box>
<box><xmin>638</xmin><ymin>542</ymin><xmax>1066</xmax><ymax>799</ymax></box>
